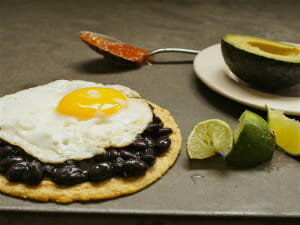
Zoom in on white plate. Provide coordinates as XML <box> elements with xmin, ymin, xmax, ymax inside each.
<box><xmin>193</xmin><ymin>44</ymin><xmax>300</xmax><ymax>116</ymax></box>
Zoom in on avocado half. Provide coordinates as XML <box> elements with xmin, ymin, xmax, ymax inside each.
<box><xmin>221</xmin><ymin>34</ymin><xmax>300</xmax><ymax>91</ymax></box>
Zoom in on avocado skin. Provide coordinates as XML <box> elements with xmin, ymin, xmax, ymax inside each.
<box><xmin>221</xmin><ymin>39</ymin><xmax>300</xmax><ymax>91</ymax></box>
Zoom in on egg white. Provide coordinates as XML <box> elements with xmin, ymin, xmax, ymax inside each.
<box><xmin>0</xmin><ymin>80</ymin><xmax>153</xmax><ymax>163</ymax></box>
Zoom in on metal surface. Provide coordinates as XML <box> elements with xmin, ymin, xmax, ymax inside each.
<box><xmin>148</xmin><ymin>48</ymin><xmax>199</xmax><ymax>57</ymax></box>
<box><xmin>1</xmin><ymin>0</ymin><xmax>300</xmax><ymax>221</ymax></box>
<box><xmin>80</xmin><ymin>31</ymin><xmax>199</xmax><ymax>64</ymax></box>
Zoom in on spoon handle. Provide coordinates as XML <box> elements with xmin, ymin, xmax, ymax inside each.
<box><xmin>148</xmin><ymin>48</ymin><xmax>200</xmax><ymax>57</ymax></box>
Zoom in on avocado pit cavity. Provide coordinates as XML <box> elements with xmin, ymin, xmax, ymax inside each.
<box><xmin>247</xmin><ymin>41</ymin><xmax>300</xmax><ymax>57</ymax></box>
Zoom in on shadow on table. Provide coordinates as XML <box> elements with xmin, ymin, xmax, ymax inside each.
<box><xmin>185</xmin><ymin>153</ymin><xmax>274</xmax><ymax>172</ymax></box>
<box><xmin>74</xmin><ymin>56</ymin><xmax>195</xmax><ymax>75</ymax></box>
<box><xmin>74</xmin><ymin>58</ymin><xmax>140</xmax><ymax>74</ymax></box>
<box><xmin>191</xmin><ymin>75</ymin><xmax>266</xmax><ymax>119</ymax></box>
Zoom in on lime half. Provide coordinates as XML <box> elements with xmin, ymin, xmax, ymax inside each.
<box><xmin>187</xmin><ymin>119</ymin><xmax>233</xmax><ymax>159</ymax></box>
<box><xmin>225</xmin><ymin>110</ymin><xmax>275</xmax><ymax>167</ymax></box>
<box><xmin>267</xmin><ymin>107</ymin><xmax>300</xmax><ymax>156</ymax></box>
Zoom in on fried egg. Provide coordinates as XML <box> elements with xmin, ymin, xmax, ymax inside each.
<box><xmin>0</xmin><ymin>80</ymin><xmax>153</xmax><ymax>163</ymax></box>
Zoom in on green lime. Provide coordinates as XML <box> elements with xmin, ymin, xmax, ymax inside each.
<box><xmin>187</xmin><ymin>119</ymin><xmax>233</xmax><ymax>159</ymax></box>
<box><xmin>267</xmin><ymin>107</ymin><xmax>300</xmax><ymax>156</ymax></box>
<box><xmin>225</xmin><ymin>110</ymin><xmax>275</xmax><ymax>167</ymax></box>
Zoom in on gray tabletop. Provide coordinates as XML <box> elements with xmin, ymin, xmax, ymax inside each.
<box><xmin>1</xmin><ymin>0</ymin><xmax>300</xmax><ymax>224</ymax></box>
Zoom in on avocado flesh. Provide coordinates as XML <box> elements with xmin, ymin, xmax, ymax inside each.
<box><xmin>223</xmin><ymin>35</ymin><xmax>300</xmax><ymax>63</ymax></box>
<box><xmin>221</xmin><ymin>34</ymin><xmax>300</xmax><ymax>91</ymax></box>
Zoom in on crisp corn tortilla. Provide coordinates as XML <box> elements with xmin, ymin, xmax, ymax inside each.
<box><xmin>0</xmin><ymin>102</ymin><xmax>182</xmax><ymax>203</ymax></box>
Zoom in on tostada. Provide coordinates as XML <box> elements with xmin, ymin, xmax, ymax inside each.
<box><xmin>0</xmin><ymin>80</ymin><xmax>181</xmax><ymax>203</ymax></box>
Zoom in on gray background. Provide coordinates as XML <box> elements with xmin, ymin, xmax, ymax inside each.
<box><xmin>0</xmin><ymin>0</ymin><xmax>299</xmax><ymax>224</ymax></box>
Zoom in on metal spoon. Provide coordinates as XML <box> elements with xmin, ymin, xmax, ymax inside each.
<box><xmin>79</xmin><ymin>31</ymin><xmax>199</xmax><ymax>65</ymax></box>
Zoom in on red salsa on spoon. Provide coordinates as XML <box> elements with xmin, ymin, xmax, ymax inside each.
<box><xmin>80</xmin><ymin>31</ymin><xmax>149</xmax><ymax>64</ymax></box>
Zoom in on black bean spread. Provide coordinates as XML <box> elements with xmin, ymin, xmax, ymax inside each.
<box><xmin>0</xmin><ymin>114</ymin><xmax>172</xmax><ymax>186</ymax></box>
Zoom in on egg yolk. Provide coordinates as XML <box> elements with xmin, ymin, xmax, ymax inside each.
<box><xmin>57</xmin><ymin>87</ymin><xmax>127</xmax><ymax>120</ymax></box>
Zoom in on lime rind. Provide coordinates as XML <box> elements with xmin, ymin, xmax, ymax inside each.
<box><xmin>233</xmin><ymin>111</ymin><xmax>246</xmax><ymax>141</ymax></box>
<box><xmin>225</xmin><ymin>110</ymin><xmax>275</xmax><ymax>167</ymax></box>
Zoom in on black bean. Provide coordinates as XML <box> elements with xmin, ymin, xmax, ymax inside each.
<box><xmin>120</xmin><ymin>150</ymin><xmax>138</xmax><ymax>160</ymax></box>
<box><xmin>143</xmin><ymin>123</ymin><xmax>160</xmax><ymax>135</ymax></box>
<box><xmin>0</xmin><ymin>140</ymin><xmax>8</xmax><ymax>147</ymax></box>
<box><xmin>43</xmin><ymin>164</ymin><xmax>56</xmax><ymax>178</ymax></box>
<box><xmin>94</xmin><ymin>152</ymin><xmax>109</xmax><ymax>162</ymax></box>
<box><xmin>140</xmin><ymin>148</ymin><xmax>156</xmax><ymax>167</ymax></box>
<box><xmin>10</xmin><ymin>146</ymin><xmax>24</xmax><ymax>156</ymax></box>
<box><xmin>154</xmin><ymin>136</ymin><xmax>171</xmax><ymax>155</ymax></box>
<box><xmin>0</xmin><ymin>146</ymin><xmax>13</xmax><ymax>158</ymax></box>
<box><xmin>135</xmin><ymin>134</ymin><xmax>143</xmax><ymax>139</ymax></box>
<box><xmin>82</xmin><ymin>170</ymin><xmax>89</xmax><ymax>177</ymax></box>
<box><xmin>56</xmin><ymin>163</ymin><xmax>64</xmax><ymax>168</ymax></box>
<box><xmin>153</xmin><ymin>115</ymin><xmax>163</xmax><ymax>126</ymax></box>
<box><xmin>2</xmin><ymin>146</ymin><xmax>13</xmax><ymax>151</ymax></box>
<box><xmin>53</xmin><ymin>167</ymin><xmax>87</xmax><ymax>186</ymax></box>
<box><xmin>78</xmin><ymin>158</ymin><xmax>94</xmax><ymax>171</ymax></box>
<box><xmin>153</xmin><ymin>115</ymin><xmax>161</xmax><ymax>124</ymax></box>
<box><xmin>123</xmin><ymin>147</ymin><xmax>136</xmax><ymax>153</ymax></box>
<box><xmin>0</xmin><ymin>156</ymin><xmax>24</xmax><ymax>172</ymax></box>
<box><xmin>122</xmin><ymin>159</ymin><xmax>148</xmax><ymax>177</ymax></box>
<box><xmin>158</xmin><ymin>121</ymin><xmax>164</xmax><ymax>128</ymax></box>
<box><xmin>130</xmin><ymin>139</ymin><xmax>147</xmax><ymax>151</ymax></box>
<box><xmin>22</xmin><ymin>160</ymin><xmax>44</xmax><ymax>185</ymax></box>
<box><xmin>6</xmin><ymin>161</ymin><xmax>30</xmax><ymax>182</ymax></box>
<box><xmin>24</xmin><ymin>154</ymin><xmax>35</xmax><ymax>161</ymax></box>
<box><xmin>146</xmin><ymin>148</ymin><xmax>154</xmax><ymax>155</ymax></box>
<box><xmin>88</xmin><ymin>162</ymin><xmax>113</xmax><ymax>182</ymax></box>
<box><xmin>148</xmin><ymin>104</ymin><xmax>154</xmax><ymax>110</ymax></box>
<box><xmin>112</xmin><ymin>157</ymin><xmax>125</xmax><ymax>175</ymax></box>
<box><xmin>0</xmin><ymin>145</ymin><xmax>23</xmax><ymax>157</ymax></box>
<box><xmin>158</xmin><ymin>127</ymin><xmax>172</xmax><ymax>136</ymax></box>
<box><xmin>57</xmin><ymin>161</ymin><xmax>76</xmax><ymax>169</ymax></box>
<box><xmin>31</xmin><ymin>160</ymin><xmax>43</xmax><ymax>174</ymax></box>
<box><xmin>63</xmin><ymin>159</ymin><xmax>77</xmax><ymax>166</ymax></box>
<box><xmin>108</xmin><ymin>149</ymin><xmax>120</xmax><ymax>159</ymax></box>
<box><xmin>133</xmin><ymin>151</ymin><xmax>141</xmax><ymax>158</ymax></box>
<box><xmin>144</xmin><ymin>137</ymin><xmax>155</xmax><ymax>148</ymax></box>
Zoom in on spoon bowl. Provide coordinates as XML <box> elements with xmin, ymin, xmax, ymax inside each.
<box><xmin>79</xmin><ymin>31</ymin><xmax>199</xmax><ymax>65</ymax></box>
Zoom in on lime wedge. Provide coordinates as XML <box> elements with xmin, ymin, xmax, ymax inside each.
<box><xmin>187</xmin><ymin>119</ymin><xmax>233</xmax><ymax>159</ymax></box>
<box><xmin>225</xmin><ymin>110</ymin><xmax>275</xmax><ymax>167</ymax></box>
<box><xmin>267</xmin><ymin>107</ymin><xmax>300</xmax><ymax>156</ymax></box>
